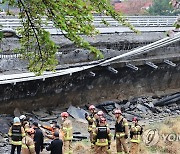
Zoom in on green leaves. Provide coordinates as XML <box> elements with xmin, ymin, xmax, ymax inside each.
<box><xmin>148</xmin><ymin>0</ymin><xmax>180</xmax><ymax>15</ymax></box>
<box><xmin>2</xmin><ymin>0</ymin><xmax>138</xmax><ymax>75</ymax></box>
<box><xmin>0</xmin><ymin>31</ymin><xmax>3</xmax><ymax>41</ymax></box>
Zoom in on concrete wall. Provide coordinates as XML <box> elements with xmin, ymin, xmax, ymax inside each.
<box><xmin>0</xmin><ymin>62</ymin><xmax>179</xmax><ymax>114</ymax></box>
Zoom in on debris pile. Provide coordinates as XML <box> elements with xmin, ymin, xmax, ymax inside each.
<box><xmin>0</xmin><ymin>92</ymin><xmax>179</xmax><ymax>153</ymax></box>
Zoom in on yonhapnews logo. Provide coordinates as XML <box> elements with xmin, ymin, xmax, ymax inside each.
<box><xmin>142</xmin><ymin>129</ymin><xmax>160</xmax><ymax>146</ymax></box>
<box><xmin>142</xmin><ymin>129</ymin><xmax>180</xmax><ymax>146</ymax></box>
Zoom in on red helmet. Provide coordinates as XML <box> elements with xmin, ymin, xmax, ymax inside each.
<box><xmin>132</xmin><ymin>117</ymin><xmax>138</xmax><ymax>122</ymax></box>
<box><xmin>114</xmin><ymin>109</ymin><xmax>122</xmax><ymax>114</ymax></box>
<box><xmin>100</xmin><ymin>117</ymin><xmax>106</xmax><ymax>123</ymax></box>
<box><xmin>26</xmin><ymin>128</ymin><xmax>35</xmax><ymax>134</ymax></box>
<box><xmin>97</xmin><ymin>111</ymin><xmax>104</xmax><ymax>116</ymax></box>
<box><xmin>61</xmin><ymin>112</ymin><xmax>69</xmax><ymax>117</ymax></box>
<box><xmin>89</xmin><ymin>105</ymin><xmax>95</xmax><ymax>110</ymax></box>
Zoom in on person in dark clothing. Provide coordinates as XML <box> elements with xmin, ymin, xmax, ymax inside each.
<box><xmin>46</xmin><ymin>132</ymin><xmax>63</xmax><ymax>154</ymax></box>
<box><xmin>32</xmin><ymin>122</ymin><xmax>44</xmax><ymax>154</ymax></box>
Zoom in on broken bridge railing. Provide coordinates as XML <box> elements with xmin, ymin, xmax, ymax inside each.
<box><xmin>0</xmin><ymin>32</ymin><xmax>180</xmax><ymax>85</ymax></box>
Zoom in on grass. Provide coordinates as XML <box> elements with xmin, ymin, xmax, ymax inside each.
<box><xmin>71</xmin><ymin>116</ymin><xmax>180</xmax><ymax>154</ymax></box>
<box><xmin>145</xmin><ymin>116</ymin><xmax>180</xmax><ymax>154</ymax></box>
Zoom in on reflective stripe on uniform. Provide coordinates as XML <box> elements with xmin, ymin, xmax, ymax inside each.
<box><xmin>64</xmin><ymin>150</ymin><xmax>73</xmax><ymax>154</ymax></box>
<box><xmin>95</xmin><ymin>139</ymin><xmax>108</xmax><ymax>146</ymax></box>
<box><xmin>22</xmin><ymin>133</ymin><xmax>25</xmax><ymax>137</ymax></box>
<box><xmin>108</xmin><ymin>133</ymin><xmax>112</xmax><ymax>137</ymax></box>
<box><xmin>124</xmin><ymin>122</ymin><xmax>128</xmax><ymax>126</ymax></box>
<box><xmin>87</xmin><ymin>117</ymin><xmax>91</xmax><ymax>120</ymax></box>
<box><xmin>92</xmin><ymin>124</ymin><xmax>96</xmax><ymax>129</ymax></box>
<box><xmin>22</xmin><ymin>144</ymin><xmax>35</xmax><ymax>149</ymax></box>
<box><xmin>88</xmin><ymin>125</ymin><xmax>93</xmax><ymax>132</ymax></box>
<box><xmin>130</xmin><ymin>139</ymin><xmax>141</xmax><ymax>143</ymax></box>
<box><xmin>25</xmin><ymin>128</ymin><xmax>29</xmax><ymax>132</ymax></box>
<box><xmin>131</xmin><ymin>127</ymin><xmax>141</xmax><ymax>143</ymax></box>
<box><xmin>9</xmin><ymin>132</ymin><xmax>25</xmax><ymax>137</ymax></box>
<box><xmin>116</xmin><ymin>133</ymin><xmax>125</xmax><ymax>137</ymax></box>
<box><xmin>11</xmin><ymin>133</ymin><xmax>22</xmax><ymax>137</ymax></box>
<box><xmin>63</xmin><ymin>127</ymin><xmax>72</xmax><ymax>131</ymax></box>
<box><xmin>11</xmin><ymin>140</ymin><xmax>22</xmax><ymax>145</ymax></box>
<box><xmin>63</xmin><ymin>127</ymin><xmax>73</xmax><ymax>140</ymax></box>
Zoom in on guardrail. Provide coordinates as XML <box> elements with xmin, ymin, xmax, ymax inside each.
<box><xmin>0</xmin><ymin>16</ymin><xmax>178</xmax><ymax>29</ymax></box>
<box><xmin>0</xmin><ymin>32</ymin><xmax>180</xmax><ymax>84</ymax></box>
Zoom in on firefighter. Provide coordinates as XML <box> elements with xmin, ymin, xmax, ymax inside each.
<box><xmin>61</xmin><ymin>112</ymin><xmax>73</xmax><ymax>154</ymax></box>
<box><xmin>22</xmin><ymin>128</ymin><xmax>36</xmax><ymax>154</ymax></box>
<box><xmin>114</xmin><ymin>109</ymin><xmax>129</xmax><ymax>154</ymax></box>
<box><xmin>20</xmin><ymin>115</ymin><xmax>30</xmax><ymax>132</ymax></box>
<box><xmin>8</xmin><ymin>117</ymin><xmax>26</xmax><ymax>154</ymax></box>
<box><xmin>85</xmin><ymin>105</ymin><xmax>97</xmax><ymax>147</ymax></box>
<box><xmin>129</xmin><ymin>117</ymin><xmax>143</xmax><ymax>154</ymax></box>
<box><xmin>94</xmin><ymin>110</ymin><xmax>104</xmax><ymax>127</ymax></box>
<box><xmin>93</xmin><ymin>117</ymin><xmax>111</xmax><ymax>154</ymax></box>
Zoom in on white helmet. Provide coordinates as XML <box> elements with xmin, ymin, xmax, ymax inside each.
<box><xmin>20</xmin><ymin>115</ymin><xmax>26</xmax><ymax>120</ymax></box>
<box><xmin>13</xmin><ymin>117</ymin><xmax>20</xmax><ymax>123</ymax></box>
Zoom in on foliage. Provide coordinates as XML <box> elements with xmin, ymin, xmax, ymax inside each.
<box><xmin>0</xmin><ymin>0</ymin><xmax>138</xmax><ymax>75</ymax></box>
<box><xmin>148</xmin><ymin>0</ymin><xmax>180</xmax><ymax>15</ymax></box>
<box><xmin>170</xmin><ymin>0</ymin><xmax>180</xmax><ymax>29</ymax></box>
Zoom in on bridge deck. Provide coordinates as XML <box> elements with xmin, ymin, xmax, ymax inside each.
<box><xmin>0</xmin><ymin>32</ymin><xmax>179</xmax><ymax>84</ymax></box>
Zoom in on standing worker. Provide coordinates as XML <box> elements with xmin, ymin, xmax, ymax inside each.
<box><xmin>8</xmin><ymin>117</ymin><xmax>25</xmax><ymax>154</ymax></box>
<box><xmin>20</xmin><ymin>115</ymin><xmax>30</xmax><ymax>132</ymax></box>
<box><xmin>114</xmin><ymin>109</ymin><xmax>129</xmax><ymax>154</ymax></box>
<box><xmin>61</xmin><ymin>112</ymin><xmax>73</xmax><ymax>154</ymax></box>
<box><xmin>32</xmin><ymin>122</ymin><xmax>44</xmax><ymax>154</ymax></box>
<box><xmin>85</xmin><ymin>105</ymin><xmax>97</xmax><ymax>148</ymax></box>
<box><xmin>22</xmin><ymin>128</ymin><xmax>36</xmax><ymax>154</ymax></box>
<box><xmin>94</xmin><ymin>110</ymin><xmax>104</xmax><ymax>127</ymax></box>
<box><xmin>46</xmin><ymin>131</ymin><xmax>63</xmax><ymax>154</ymax></box>
<box><xmin>129</xmin><ymin>117</ymin><xmax>143</xmax><ymax>154</ymax></box>
<box><xmin>93</xmin><ymin>117</ymin><xmax>111</xmax><ymax>154</ymax></box>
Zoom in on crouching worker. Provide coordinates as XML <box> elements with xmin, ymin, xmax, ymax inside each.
<box><xmin>22</xmin><ymin>128</ymin><xmax>36</xmax><ymax>154</ymax></box>
<box><xmin>93</xmin><ymin>117</ymin><xmax>111</xmax><ymax>154</ymax></box>
<box><xmin>46</xmin><ymin>132</ymin><xmax>63</xmax><ymax>154</ymax></box>
<box><xmin>129</xmin><ymin>117</ymin><xmax>143</xmax><ymax>154</ymax></box>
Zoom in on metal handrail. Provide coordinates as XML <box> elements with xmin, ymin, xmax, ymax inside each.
<box><xmin>0</xmin><ymin>32</ymin><xmax>179</xmax><ymax>84</ymax></box>
<box><xmin>0</xmin><ymin>16</ymin><xmax>178</xmax><ymax>29</ymax></box>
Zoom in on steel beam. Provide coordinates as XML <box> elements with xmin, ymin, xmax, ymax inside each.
<box><xmin>107</xmin><ymin>66</ymin><xmax>118</xmax><ymax>74</ymax></box>
<box><xmin>145</xmin><ymin>61</ymin><xmax>158</xmax><ymax>69</ymax></box>
<box><xmin>89</xmin><ymin>71</ymin><xmax>96</xmax><ymax>77</ymax></box>
<box><xmin>164</xmin><ymin>60</ymin><xmax>176</xmax><ymax>67</ymax></box>
<box><xmin>126</xmin><ymin>63</ymin><xmax>139</xmax><ymax>71</ymax></box>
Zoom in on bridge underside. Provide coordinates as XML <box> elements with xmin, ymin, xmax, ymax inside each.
<box><xmin>0</xmin><ymin>31</ymin><xmax>179</xmax><ymax>113</ymax></box>
<box><xmin>0</xmin><ymin>61</ymin><xmax>179</xmax><ymax>113</ymax></box>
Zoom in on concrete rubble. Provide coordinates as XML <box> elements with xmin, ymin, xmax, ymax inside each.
<box><xmin>0</xmin><ymin>92</ymin><xmax>179</xmax><ymax>153</ymax></box>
